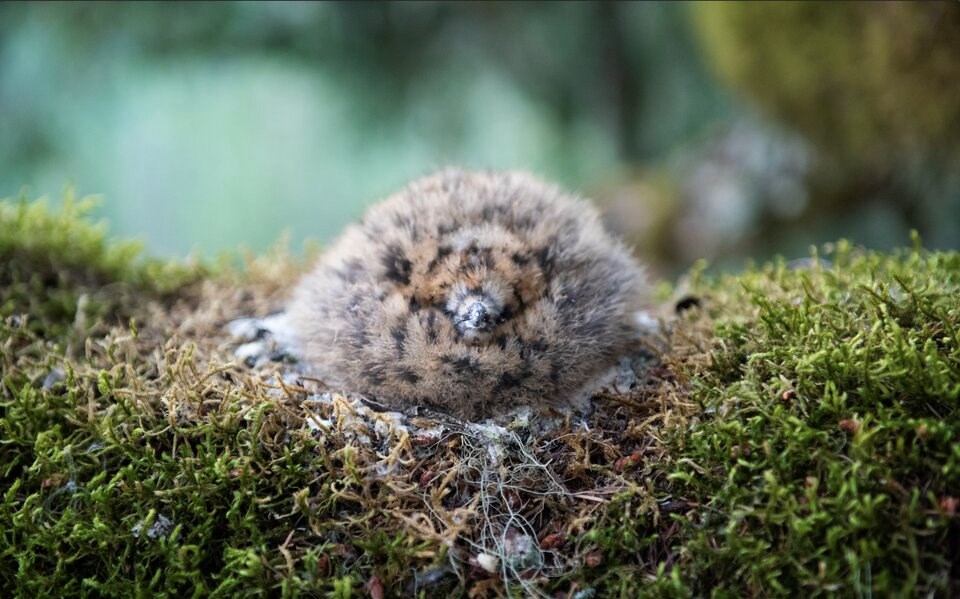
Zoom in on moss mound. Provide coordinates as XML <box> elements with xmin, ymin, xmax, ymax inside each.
<box><xmin>2</xmin><ymin>198</ymin><xmax>958</xmax><ymax>596</ymax></box>
<box><xmin>664</xmin><ymin>243</ymin><xmax>960</xmax><ymax>595</ymax></box>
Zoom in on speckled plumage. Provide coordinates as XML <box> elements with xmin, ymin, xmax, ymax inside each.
<box><xmin>287</xmin><ymin>169</ymin><xmax>647</xmax><ymax>420</ymax></box>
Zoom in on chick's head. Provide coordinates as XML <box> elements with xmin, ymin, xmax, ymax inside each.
<box><xmin>414</xmin><ymin>225</ymin><xmax>545</xmax><ymax>345</ymax></box>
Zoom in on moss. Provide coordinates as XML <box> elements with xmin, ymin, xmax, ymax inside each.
<box><xmin>654</xmin><ymin>238</ymin><xmax>960</xmax><ymax>596</ymax></box>
<box><xmin>2</xmin><ymin>199</ymin><xmax>959</xmax><ymax>596</ymax></box>
<box><xmin>0</xmin><ymin>192</ymin><xmax>204</xmax><ymax>340</ymax></box>
<box><xmin>690</xmin><ymin>1</ymin><xmax>960</xmax><ymax>173</ymax></box>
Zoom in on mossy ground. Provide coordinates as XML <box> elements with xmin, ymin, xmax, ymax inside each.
<box><xmin>2</xmin><ymin>198</ymin><xmax>958</xmax><ymax>597</ymax></box>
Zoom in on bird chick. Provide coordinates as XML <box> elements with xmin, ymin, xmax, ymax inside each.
<box><xmin>287</xmin><ymin>169</ymin><xmax>648</xmax><ymax>420</ymax></box>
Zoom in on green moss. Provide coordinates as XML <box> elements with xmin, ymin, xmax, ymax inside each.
<box><xmin>0</xmin><ymin>192</ymin><xmax>203</xmax><ymax>340</ymax></box>
<box><xmin>654</xmin><ymin>238</ymin><xmax>960</xmax><ymax>596</ymax></box>
<box><xmin>2</xmin><ymin>199</ymin><xmax>959</xmax><ymax>596</ymax></box>
<box><xmin>691</xmin><ymin>1</ymin><xmax>960</xmax><ymax>173</ymax></box>
<box><xmin>0</xmin><ymin>192</ymin><xmax>204</xmax><ymax>291</ymax></box>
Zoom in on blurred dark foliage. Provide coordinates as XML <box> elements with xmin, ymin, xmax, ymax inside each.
<box><xmin>689</xmin><ymin>1</ymin><xmax>960</xmax><ymax>262</ymax></box>
<box><xmin>0</xmin><ymin>1</ymin><xmax>720</xmax><ymax>163</ymax></box>
<box><xmin>609</xmin><ymin>1</ymin><xmax>960</xmax><ymax>274</ymax></box>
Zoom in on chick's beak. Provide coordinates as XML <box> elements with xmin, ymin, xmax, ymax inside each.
<box><xmin>464</xmin><ymin>301</ymin><xmax>490</xmax><ymax>330</ymax></box>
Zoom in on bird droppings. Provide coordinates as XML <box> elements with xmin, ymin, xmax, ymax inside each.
<box><xmin>224</xmin><ymin>317</ymin><xmax>268</xmax><ymax>341</ymax></box>
<box><xmin>227</xmin><ymin>313</ymin><xmax>298</xmax><ymax>368</ymax></box>
<box><xmin>41</xmin><ymin>367</ymin><xmax>66</xmax><ymax>390</ymax></box>
<box><xmin>233</xmin><ymin>340</ymin><xmax>268</xmax><ymax>367</ymax></box>
<box><xmin>474</xmin><ymin>553</ymin><xmax>500</xmax><ymax>574</ymax></box>
<box><xmin>131</xmin><ymin>513</ymin><xmax>174</xmax><ymax>540</ymax></box>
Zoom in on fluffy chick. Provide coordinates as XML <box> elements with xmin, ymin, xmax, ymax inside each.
<box><xmin>287</xmin><ymin>169</ymin><xmax>647</xmax><ymax>420</ymax></box>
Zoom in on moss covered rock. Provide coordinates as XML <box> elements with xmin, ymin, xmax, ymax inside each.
<box><xmin>691</xmin><ymin>1</ymin><xmax>960</xmax><ymax>174</ymax></box>
<box><xmin>1</xmin><ymin>199</ymin><xmax>958</xmax><ymax>596</ymax></box>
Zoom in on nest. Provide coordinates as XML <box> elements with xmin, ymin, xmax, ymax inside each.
<box><xmin>218</xmin><ymin>282</ymin><xmax>695</xmax><ymax>597</ymax></box>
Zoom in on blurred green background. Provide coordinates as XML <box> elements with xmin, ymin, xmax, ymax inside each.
<box><xmin>2</xmin><ymin>1</ymin><xmax>958</xmax><ymax>277</ymax></box>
